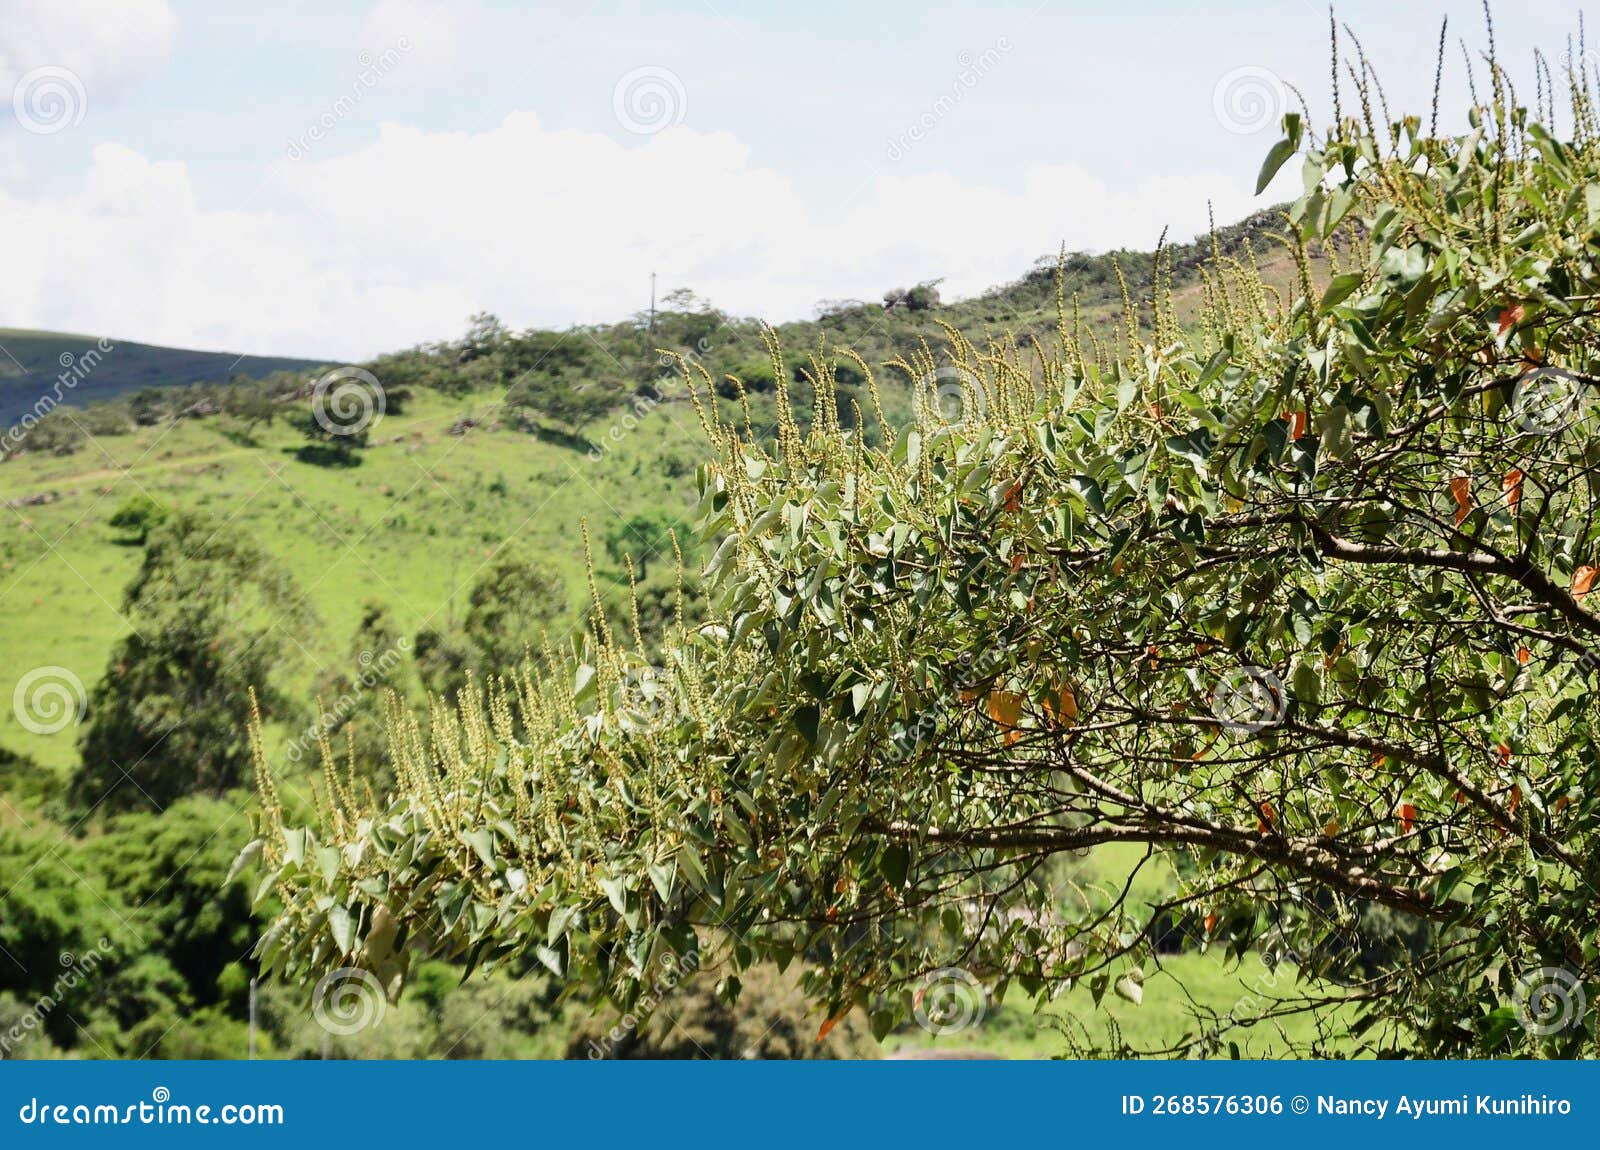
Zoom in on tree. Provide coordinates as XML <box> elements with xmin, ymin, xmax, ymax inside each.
<box><xmin>76</xmin><ymin>512</ymin><xmax>312</xmax><ymax>811</ymax></box>
<box><xmin>462</xmin><ymin>554</ymin><xmax>567</xmax><ymax>668</ymax></box>
<box><xmin>604</xmin><ymin>512</ymin><xmax>692</xmax><ymax>582</ymax></box>
<box><xmin>501</xmin><ymin>330</ymin><xmax>627</xmax><ymax>439</ymax></box>
<box><xmin>107</xmin><ymin>494</ymin><xmax>168</xmax><ymax>545</ymax></box>
<box><xmin>221</xmin><ymin>381</ymin><xmax>281</xmax><ymax>439</ymax></box>
<box><xmin>292</xmin><ymin>406</ymin><xmax>368</xmax><ymax>466</ymax></box>
<box><xmin>253</xmin><ymin>36</ymin><xmax>1600</xmax><ymax>1058</ymax></box>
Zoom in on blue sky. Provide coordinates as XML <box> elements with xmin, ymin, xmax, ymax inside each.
<box><xmin>0</xmin><ymin>0</ymin><xmax>1593</xmax><ymax>358</ymax></box>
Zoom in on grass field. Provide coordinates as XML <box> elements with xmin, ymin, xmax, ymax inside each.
<box><xmin>885</xmin><ymin>950</ymin><xmax>1359</xmax><ymax>1059</ymax></box>
<box><xmin>0</xmin><ymin>384</ymin><xmax>707</xmax><ymax>773</ymax></box>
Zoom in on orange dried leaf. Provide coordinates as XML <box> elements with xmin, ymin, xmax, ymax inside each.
<box><xmin>1517</xmin><ymin>645</ymin><xmax>1531</xmax><ymax>665</ymax></box>
<box><xmin>1204</xmin><ymin>913</ymin><xmax>1218</xmax><ymax>933</ymax></box>
<box><xmin>1451</xmin><ymin>476</ymin><xmax>1473</xmax><ymax>525</ymax></box>
<box><xmin>1256</xmin><ymin>801</ymin><xmax>1277</xmax><ymax>833</ymax></box>
<box><xmin>1502</xmin><ymin>468</ymin><xmax>1523</xmax><ymax>513</ymax></box>
<box><xmin>987</xmin><ymin>691</ymin><xmax>1023</xmax><ymax>728</ymax></box>
<box><xmin>1497</xmin><ymin>304</ymin><xmax>1525</xmax><ymax>337</ymax></box>
<box><xmin>1573</xmin><ymin>566</ymin><xmax>1597</xmax><ymax>601</ymax></box>
<box><xmin>1398</xmin><ymin>803</ymin><xmax>1416</xmax><ymax>834</ymax></box>
<box><xmin>1284</xmin><ymin>409</ymin><xmax>1307</xmax><ymax>440</ymax></box>
<box><xmin>816</xmin><ymin>1015</ymin><xmax>841</xmax><ymax>1042</ymax></box>
<box><xmin>1043</xmin><ymin>685</ymin><xmax>1080</xmax><ymax>728</ymax></box>
<box><xmin>1323</xmin><ymin>817</ymin><xmax>1341</xmax><ymax>837</ymax></box>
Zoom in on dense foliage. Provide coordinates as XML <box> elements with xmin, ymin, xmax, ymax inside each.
<box><xmin>252</xmin><ymin>51</ymin><xmax>1600</xmax><ymax>1057</ymax></box>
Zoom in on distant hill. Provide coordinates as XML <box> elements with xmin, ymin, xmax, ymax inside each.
<box><xmin>0</xmin><ymin>328</ymin><xmax>328</xmax><ymax>428</ymax></box>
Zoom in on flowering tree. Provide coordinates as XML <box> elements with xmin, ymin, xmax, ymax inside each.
<box><xmin>247</xmin><ymin>42</ymin><xmax>1600</xmax><ymax>1056</ymax></box>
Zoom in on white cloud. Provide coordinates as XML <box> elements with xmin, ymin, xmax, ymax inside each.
<box><xmin>0</xmin><ymin>112</ymin><xmax>1264</xmax><ymax>359</ymax></box>
<box><xmin>0</xmin><ymin>0</ymin><xmax>176</xmax><ymax>108</ymax></box>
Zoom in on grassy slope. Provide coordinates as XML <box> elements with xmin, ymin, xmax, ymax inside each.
<box><xmin>0</xmin><ymin>328</ymin><xmax>329</xmax><ymax>427</ymax></box>
<box><xmin>885</xmin><ymin>950</ymin><xmax>1357</xmax><ymax>1059</ymax></box>
<box><xmin>0</xmin><ymin>385</ymin><xmax>708</xmax><ymax>772</ymax></box>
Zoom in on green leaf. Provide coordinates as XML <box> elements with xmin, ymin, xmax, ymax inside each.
<box><xmin>1114</xmin><ymin>968</ymin><xmax>1145</xmax><ymax>1005</ymax></box>
<box><xmin>1254</xmin><ymin>114</ymin><xmax>1303</xmax><ymax>194</ymax></box>
<box><xmin>792</xmin><ymin>703</ymin><xmax>821</xmax><ymax>746</ymax></box>
<box><xmin>224</xmin><ymin>838</ymin><xmax>264</xmax><ymax>886</ymax></box>
<box><xmin>466</xmin><ymin>828</ymin><xmax>496</xmax><ymax>867</ymax></box>
<box><xmin>328</xmin><ymin>905</ymin><xmax>354</xmax><ymax>956</ymax></box>
<box><xmin>880</xmin><ymin>843</ymin><xmax>911</xmax><ymax>888</ymax></box>
<box><xmin>1320</xmin><ymin>272</ymin><xmax>1364</xmax><ymax>309</ymax></box>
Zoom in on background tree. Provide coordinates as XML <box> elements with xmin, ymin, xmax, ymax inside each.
<box><xmin>292</xmin><ymin>406</ymin><xmax>368</xmax><ymax>466</ymax></box>
<box><xmin>107</xmin><ymin>494</ymin><xmax>168</xmax><ymax>545</ymax></box>
<box><xmin>462</xmin><ymin>554</ymin><xmax>567</xmax><ymax>668</ymax></box>
<box><xmin>604</xmin><ymin>512</ymin><xmax>692</xmax><ymax>582</ymax></box>
<box><xmin>76</xmin><ymin>511</ymin><xmax>312</xmax><ymax>811</ymax></box>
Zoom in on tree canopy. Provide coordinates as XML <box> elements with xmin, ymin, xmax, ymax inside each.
<box><xmin>250</xmin><ymin>40</ymin><xmax>1600</xmax><ymax>1056</ymax></box>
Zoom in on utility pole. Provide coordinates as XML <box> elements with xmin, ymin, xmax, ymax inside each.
<box><xmin>649</xmin><ymin>271</ymin><xmax>657</xmax><ymax>334</ymax></box>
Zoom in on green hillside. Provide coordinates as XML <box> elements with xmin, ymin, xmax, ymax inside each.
<box><xmin>0</xmin><ymin>207</ymin><xmax>1327</xmax><ymax>1060</ymax></box>
<box><xmin>0</xmin><ymin>327</ymin><xmax>328</xmax><ymax>428</ymax></box>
